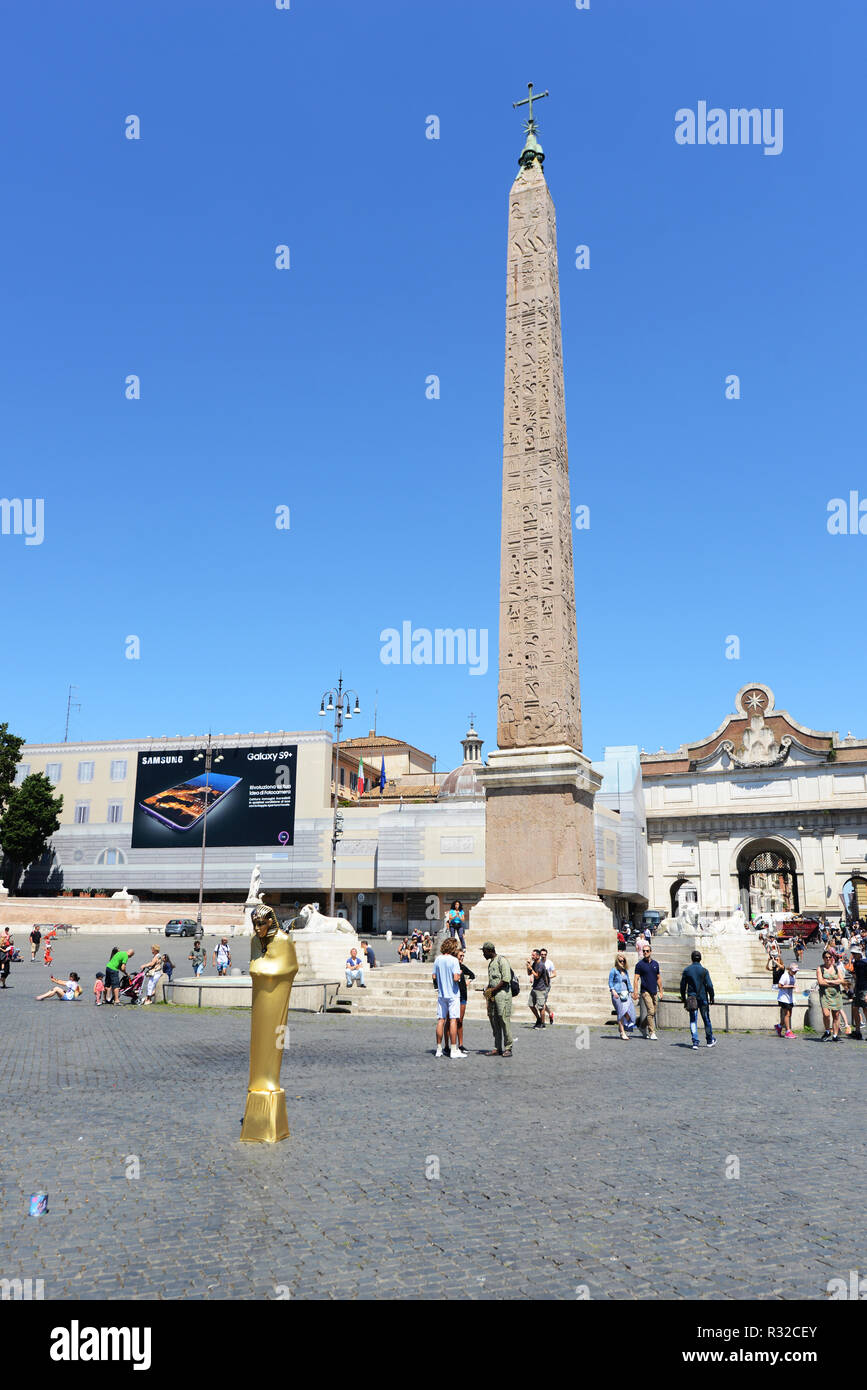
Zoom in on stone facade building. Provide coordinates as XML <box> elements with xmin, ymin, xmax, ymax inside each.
<box><xmin>10</xmin><ymin>723</ymin><xmax>648</xmax><ymax>934</ymax></box>
<box><xmin>642</xmin><ymin>683</ymin><xmax>867</xmax><ymax>923</ymax></box>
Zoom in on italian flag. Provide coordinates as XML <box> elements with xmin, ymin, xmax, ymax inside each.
<box><xmin>357</xmin><ymin>756</ymin><xmax>365</xmax><ymax>797</ymax></box>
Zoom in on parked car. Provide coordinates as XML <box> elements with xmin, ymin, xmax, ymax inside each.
<box><xmin>165</xmin><ymin>918</ymin><xmax>198</xmax><ymax>938</ymax></box>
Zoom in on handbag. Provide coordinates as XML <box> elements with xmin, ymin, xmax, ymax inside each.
<box><xmin>685</xmin><ymin>992</ymin><xmax>699</xmax><ymax>1011</ymax></box>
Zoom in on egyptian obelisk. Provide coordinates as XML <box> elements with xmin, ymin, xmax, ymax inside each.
<box><xmin>471</xmin><ymin>87</ymin><xmax>612</xmax><ymax>993</ymax></box>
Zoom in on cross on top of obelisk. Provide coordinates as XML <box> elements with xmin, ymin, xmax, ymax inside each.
<box><xmin>512</xmin><ymin>82</ymin><xmax>549</xmax><ymax>168</ymax></box>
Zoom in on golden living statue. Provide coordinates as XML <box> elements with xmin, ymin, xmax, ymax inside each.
<box><xmin>240</xmin><ymin>903</ymin><xmax>299</xmax><ymax>1143</ymax></box>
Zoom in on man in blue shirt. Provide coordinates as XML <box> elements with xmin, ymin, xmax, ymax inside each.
<box><xmin>433</xmin><ymin>939</ymin><xmax>466</xmax><ymax>1059</ymax></box>
<box><xmin>633</xmin><ymin>942</ymin><xmax>663</xmax><ymax>1040</ymax></box>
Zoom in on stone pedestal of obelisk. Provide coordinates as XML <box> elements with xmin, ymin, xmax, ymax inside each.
<box><xmin>469</xmin><ymin>97</ymin><xmax>613</xmax><ymax>1006</ymax></box>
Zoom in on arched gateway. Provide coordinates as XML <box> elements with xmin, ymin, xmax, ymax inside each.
<box><xmin>736</xmin><ymin>840</ymin><xmax>799</xmax><ymax>917</ymax></box>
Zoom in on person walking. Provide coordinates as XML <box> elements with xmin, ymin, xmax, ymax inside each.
<box><xmin>93</xmin><ymin>972</ymin><xmax>105</xmax><ymax>1005</ymax></box>
<box><xmin>633</xmin><ymin>939</ymin><xmax>663</xmax><ymax>1039</ymax></box>
<box><xmin>539</xmin><ymin>948</ymin><xmax>557</xmax><ymax>1025</ymax></box>
<box><xmin>609</xmin><ymin>952</ymin><xmax>636</xmax><ymax>1040</ymax></box>
<box><xmin>679</xmin><ymin>950</ymin><xmax>716</xmax><ymax>1050</ymax></box>
<box><xmin>212</xmin><ymin>938</ymin><xmax>231</xmax><ymax>976</ymax></box>
<box><xmin>793</xmin><ymin>935</ymin><xmax>805</xmax><ymax>966</ymax></box>
<box><xmin>104</xmin><ymin>946</ymin><xmax>134</xmax><ymax>1005</ymax></box>
<box><xmin>446</xmin><ymin>901</ymin><xmax>467</xmax><ymax>949</ymax></box>
<box><xmin>432</xmin><ymin>938</ymin><xmax>466</xmax><ymax>1059</ymax></box>
<box><xmin>769</xmin><ymin>955</ymin><xmax>797</xmax><ymax>1038</ymax></box>
<box><xmin>188</xmin><ymin>939</ymin><xmax>205</xmax><ymax>978</ymax></box>
<box><xmin>29</xmin><ymin>926</ymin><xmax>42</xmax><ymax>962</ymax></box>
<box><xmin>482</xmin><ymin>941</ymin><xmax>514</xmax><ymax>1057</ymax></box>
<box><xmin>526</xmin><ymin>949</ymin><xmax>550</xmax><ymax>1028</ymax></box>
<box><xmin>456</xmin><ymin>947</ymin><xmax>475</xmax><ymax>1053</ymax></box>
<box><xmin>817</xmin><ymin>948</ymin><xmax>846</xmax><ymax>1041</ymax></box>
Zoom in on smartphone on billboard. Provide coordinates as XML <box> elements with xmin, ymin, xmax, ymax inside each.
<box><xmin>139</xmin><ymin>772</ymin><xmax>241</xmax><ymax>832</ymax></box>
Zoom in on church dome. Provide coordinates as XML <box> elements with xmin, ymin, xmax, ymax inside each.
<box><xmin>437</xmin><ymin>723</ymin><xmax>485</xmax><ymax>800</ymax></box>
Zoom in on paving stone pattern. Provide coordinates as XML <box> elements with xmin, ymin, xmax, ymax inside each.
<box><xmin>0</xmin><ymin>935</ymin><xmax>862</xmax><ymax>1300</ymax></box>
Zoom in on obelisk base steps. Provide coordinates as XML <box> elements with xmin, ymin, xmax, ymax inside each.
<box><xmin>468</xmin><ymin>893</ymin><xmax>612</xmax><ymax>965</ymax></box>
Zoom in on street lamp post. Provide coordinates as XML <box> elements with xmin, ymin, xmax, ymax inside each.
<box><xmin>192</xmin><ymin>733</ymin><xmax>224</xmax><ymax>935</ymax></box>
<box><xmin>319</xmin><ymin>676</ymin><xmax>360</xmax><ymax>918</ymax></box>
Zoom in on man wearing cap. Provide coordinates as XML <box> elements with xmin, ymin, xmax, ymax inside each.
<box><xmin>481</xmin><ymin>941</ymin><xmax>514</xmax><ymax>1057</ymax></box>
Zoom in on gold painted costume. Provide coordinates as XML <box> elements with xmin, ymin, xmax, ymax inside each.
<box><xmin>240</xmin><ymin>905</ymin><xmax>298</xmax><ymax>1143</ymax></box>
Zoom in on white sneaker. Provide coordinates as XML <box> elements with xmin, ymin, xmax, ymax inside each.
<box><xmin>435</xmin><ymin>1046</ymin><xmax>443</xmax><ymax>1058</ymax></box>
<box><xmin>649</xmin><ymin>1032</ymin><xmax>659</xmax><ymax>1040</ymax></box>
<box><xmin>450</xmin><ymin>1048</ymin><xmax>468</xmax><ymax>1059</ymax></box>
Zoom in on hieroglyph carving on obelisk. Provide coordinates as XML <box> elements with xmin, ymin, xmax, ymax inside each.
<box><xmin>497</xmin><ymin>136</ymin><xmax>582</xmax><ymax>752</ymax></box>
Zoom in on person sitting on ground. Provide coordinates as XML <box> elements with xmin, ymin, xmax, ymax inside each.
<box><xmin>37</xmin><ymin>972</ymin><xmax>82</xmax><ymax>1002</ymax></box>
<box><xmin>421</xmin><ymin>932</ymin><xmax>433</xmax><ymax>963</ymax></box>
<box><xmin>360</xmin><ymin>939</ymin><xmax>376</xmax><ymax>970</ymax></box>
<box><xmin>398</xmin><ymin>937</ymin><xmax>411</xmax><ymax>964</ymax></box>
<box><xmin>345</xmin><ymin>947</ymin><xmax>366</xmax><ymax>988</ymax></box>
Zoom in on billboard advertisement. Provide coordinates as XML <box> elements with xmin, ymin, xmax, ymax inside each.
<box><xmin>131</xmin><ymin>745</ymin><xmax>297</xmax><ymax>849</ymax></box>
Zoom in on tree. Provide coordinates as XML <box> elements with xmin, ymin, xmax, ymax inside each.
<box><xmin>0</xmin><ymin>722</ymin><xmax>24</xmax><ymax>815</ymax></box>
<box><xmin>0</xmin><ymin>774</ymin><xmax>63</xmax><ymax>893</ymax></box>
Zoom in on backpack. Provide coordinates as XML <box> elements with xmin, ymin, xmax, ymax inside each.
<box><xmin>509</xmin><ymin>965</ymin><xmax>520</xmax><ymax>997</ymax></box>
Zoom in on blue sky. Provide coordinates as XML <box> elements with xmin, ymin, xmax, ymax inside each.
<box><xmin>1</xmin><ymin>0</ymin><xmax>863</xmax><ymax>770</ymax></box>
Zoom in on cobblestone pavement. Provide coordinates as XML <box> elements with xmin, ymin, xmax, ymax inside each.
<box><xmin>0</xmin><ymin>935</ymin><xmax>863</xmax><ymax>1300</ymax></box>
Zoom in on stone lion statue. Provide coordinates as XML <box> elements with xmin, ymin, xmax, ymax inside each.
<box><xmin>288</xmin><ymin>902</ymin><xmax>355</xmax><ymax>936</ymax></box>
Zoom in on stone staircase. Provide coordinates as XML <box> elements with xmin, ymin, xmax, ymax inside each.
<box><xmin>337</xmin><ymin>943</ymin><xmax>614</xmax><ymax>1026</ymax></box>
<box><xmin>335</xmin><ymin>932</ymin><xmax>775</xmax><ymax>1027</ymax></box>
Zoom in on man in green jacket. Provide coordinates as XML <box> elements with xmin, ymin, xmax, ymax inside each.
<box><xmin>482</xmin><ymin>941</ymin><xmax>514</xmax><ymax>1057</ymax></box>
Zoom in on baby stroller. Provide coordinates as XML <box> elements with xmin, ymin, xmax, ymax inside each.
<box><xmin>117</xmin><ymin>967</ymin><xmax>147</xmax><ymax>1005</ymax></box>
